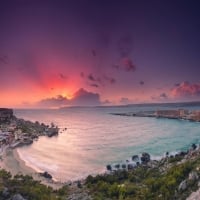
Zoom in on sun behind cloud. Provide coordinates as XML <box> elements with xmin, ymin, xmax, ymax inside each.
<box><xmin>61</xmin><ymin>92</ymin><xmax>72</xmax><ymax>100</ymax></box>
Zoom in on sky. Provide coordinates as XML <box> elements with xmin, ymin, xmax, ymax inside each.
<box><xmin>1</xmin><ymin>0</ymin><xmax>200</xmax><ymax>108</ymax></box>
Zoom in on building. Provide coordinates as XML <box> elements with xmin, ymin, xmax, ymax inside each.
<box><xmin>189</xmin><ymin>111</ymin><xmax>200</xmax><ymax>122</ymax></box>
<box><xmin>155</xmin><ymin>109</ymin><xmax>189</xmax><ymax>118</ymax></box>
<box><xmin>155</xmin><ymin>110</ymin><xmax>180</xmax><ymax>118</ymax></box>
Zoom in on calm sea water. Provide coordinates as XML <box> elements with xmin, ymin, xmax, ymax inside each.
<box><xmin>14</xmin><ymin>104</ymin><xmax>200</xmax><ymax>182</ymax></box>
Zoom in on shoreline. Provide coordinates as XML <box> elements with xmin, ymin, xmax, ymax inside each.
<box><xmin>0</xmin><ymin>108</ymin><xmax>64</xmax><ymax>189</ymax></box>
<box><xmin>0</xmin><ymin>135</ymin><xmax>197</xmax><ymax>189</ymax></box>
<box><xmin>1</xmin><ymin>107</ymin><xmax>200</xmax><ymax>198</ymax></box>
<box><xmin>0</xmin><ymin>147</ymin><xmax>65</xmax><ymax>189</ymax></box>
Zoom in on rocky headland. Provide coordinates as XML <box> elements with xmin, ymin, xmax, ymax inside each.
<box><xmin>0</xmin><ymin>108</ymin><xmax>61</xmax><ymax>183</ymax></box>
<box><xmin>0</xmin><ymin>108</ymin><xmax>59</xmax><ymax>149</ymax></box>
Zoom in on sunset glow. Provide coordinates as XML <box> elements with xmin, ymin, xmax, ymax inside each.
<box><xmin>1</xmin><ymin>1</ymin><xmax>200</xmax><ymax>108</ymax></box>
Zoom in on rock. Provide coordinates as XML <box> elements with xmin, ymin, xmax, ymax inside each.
<box><xmin>40</xmin><ymin>171</ymin><xmax>52</xmax><ymax>179</ymax></box>
<box><xmin>46</xmin><ymin>127</ymin><xmax>59</xmax><ymax>137</ymax></box>
<box><xmin>192</xmin><ymin>143</ymin><xmax>197</xmax><ymax>150</ymax></box>
<box><xmin>141</xmin><ymin>152</ymin><xmax>151</xmax><ymax>164</ymax></box>
<box><xmin>77</xmin><ymin>180</ymin><xmax>82</xmax><ymax>188</ymax></box>
<box><xmin>179</xmin><ymin>151</ymin><xmax>187</xmax><ymax>157</ymax></box>
<box><xmin>127</xmin><ymin>163</ymin><xmax>135</xmax><ymax>170</ymax></box>
<box><xmin>114</xmin><ymin>164</ymin><xmax>120</xmax><ymax>169</ymax></box>
<box><xmin>2</xmin><ymin>187</ymin><xmax>9</xmax><ymax>197</ymax></box>
<box><xmin>132</xmin><ymin>155</ymin><xmax>139</xmax><ymax>162</ymax></box>
<box><xmin>147</xmin><ymin>160</ymin><xmax>159</xmax><ymax>168</ymax></box>
<box><xmin>178</xmin><ymin>180</ymin><xmax>187</xmax><ymax>191</ymax></box>
<box><xmin>188</xmin><ymin>171</ymin><xmax>199</xmax><ymax>181</ymax></box>
<box><xmin>12</xmin><ymin>194</ymin><xmax>27</xmax><ymax>200</ymax></box>
<box><xmin>121</xmin><ymin>164</ymin><xmax>126</xmax><ymax>169</ymax></box>
<box><xmin>187</xmin><ymin>188</ymin><xmax>200</xmax><ymax>200</ymax></box>
<box><xmin>175</xmin><ymin>154</ymin><xmax>180</xmax><ymax>158</ymax></box>
<box><xmin>106</xmin><ymin>165</ymin><xmax>112</xmax><ymax>170</ymax></box>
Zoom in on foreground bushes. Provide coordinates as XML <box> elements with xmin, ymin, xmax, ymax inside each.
<box><xmin>86</xmin><ymin>159</ymin><xmax>198</xmax><ymax>200</ymax></box>
<box><xmin>0</xmin><ymin>170</ymin><xmax>68</xmax><ymax>200</ymax></box>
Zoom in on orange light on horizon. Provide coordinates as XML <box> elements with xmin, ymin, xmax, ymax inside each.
<box><xmin>61</xmin><ymin>92</ymin><xmax>73</xmax><ymax>99</ymax></box>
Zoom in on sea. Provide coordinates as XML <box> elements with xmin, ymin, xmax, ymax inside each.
<box><xmin>14</xmin><ymin>102</ymin><xmax>200</xmax><ymax>182</ymax></box>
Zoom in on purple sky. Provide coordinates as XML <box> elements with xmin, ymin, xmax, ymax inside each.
<box><xmin>1</xmin><ymin>0</ymin><xmax>200</xmax><ymax>107</ymax></box>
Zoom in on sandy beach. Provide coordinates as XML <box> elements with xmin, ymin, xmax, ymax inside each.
<box><xmin>0</xmin><ymin>147</ymin><xmax>64</xmax><ymax>189</ymax></box>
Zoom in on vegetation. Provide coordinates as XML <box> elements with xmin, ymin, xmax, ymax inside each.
<box><xmin>85</xmin><ymin>156</ymin><xmax>200</xmax><ymax>200</ymax></box>
<box><xmin>0</xmin><ymin>169</ymin><xmax>68</xmax><ymax>200</ymax></box>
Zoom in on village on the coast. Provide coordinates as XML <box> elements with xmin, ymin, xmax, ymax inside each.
<box><xmin>112</xmin><ymin>108</ymin><xmax>200</xmax><ymax>122</ymax></box>
<box><xmin>0</xmin><ymin>108</ymin><xmax>59</xmax><ymax>153</ymax></box>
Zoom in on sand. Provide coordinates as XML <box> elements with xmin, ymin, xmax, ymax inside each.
<box><xmin>0</xmin><ymin>147</ymin><xmax>64</xmax><ymax>189</ymax></box>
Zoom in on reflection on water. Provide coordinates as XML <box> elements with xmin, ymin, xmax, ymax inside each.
<box><xmin>14</xmin><ymin>106</ymin><xmax>200</xmax><ymax>181</ymax></box>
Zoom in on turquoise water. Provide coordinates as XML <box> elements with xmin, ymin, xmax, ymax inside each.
<box><xmin>14</xmin><ymin>104</ymin><xmax>200</xmax><ymax>182</ymax></box>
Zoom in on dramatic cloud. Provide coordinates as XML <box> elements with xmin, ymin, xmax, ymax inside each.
<box><xmin>37</xmin><ymin>88</ymin><xmax>101</xmax><ymax>107</ymax></box>
<box><xmin>38</xmin><ymin>95</ymin><xmax>69</xmax><ymax>107</ymax></box>
<box><xmin>171</xmin><ymin>81</ymin><xmax>200</xmax><ymax>98</ymax></box>
<box><xmin>71</xmin><ymin>88</ymin><xmax>101</xmax><ymax>106</ymax></box>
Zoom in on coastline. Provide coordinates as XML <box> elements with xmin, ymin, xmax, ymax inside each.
<box><xmin>1</xmin><ymin>107</ymin><xmax>200</xmax><ymax>199</ymax></box>
<box><xmin>0</xmin><ymin>147</ymin><xmax>64</xmax><ymax>189</ymax></box>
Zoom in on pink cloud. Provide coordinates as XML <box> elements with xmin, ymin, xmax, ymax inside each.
<box><xmin>171</xmin><ymin>81</ymin><xmax>200</xmax><ymax>97</ymax></box>
<box><xmin>121</xmin><ymin>57</ymin><xmax>136</xmax><ymax>72</ymax></box>
<box><xmin>113</xmin><ymin>57</ymin><xmax>136</xmax><ymax>72</ymax></box>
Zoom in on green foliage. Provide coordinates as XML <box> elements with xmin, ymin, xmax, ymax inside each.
<box><xmin>86</xmin><ymin>159</ymin><xmax>198</xmax><ymax>200</ymax></box>
<box><xmin>57</xmin><ymin>185</ymin><xmax>69</xmax><ymax>196</ymax></box>
<box><xmin>168</xmin><ymin>156</ymin><xmax>183</xmax><ymax>163</ymax></box>
<box><xmin>0</xmin><ymin>169</ymin><xmax>68</xmax><ymax>200</ymax></box>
